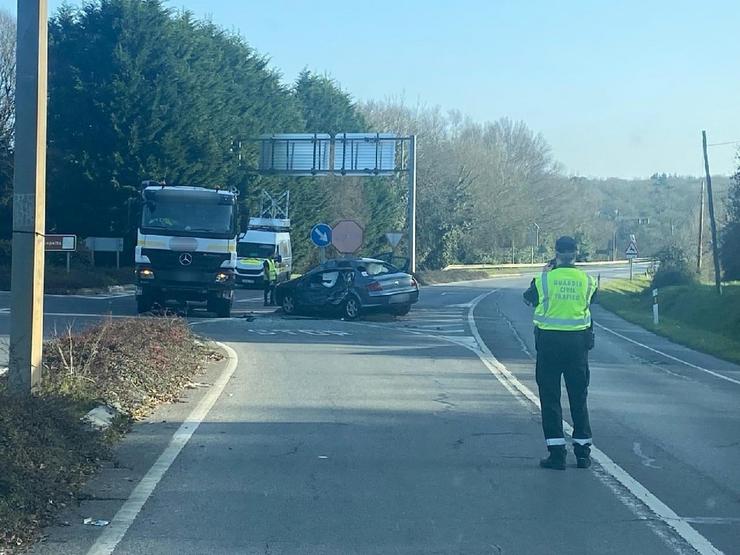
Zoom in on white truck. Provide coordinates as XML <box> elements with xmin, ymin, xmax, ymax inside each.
<box><xmin>235</xmin><ymin>217</ymin><xmax>292</xmax><ymax>288</ymax></box>
<box><xmin>135</xmin><ymin>182</ymin><xmax>239</xmax><ymax>317</ymax></box>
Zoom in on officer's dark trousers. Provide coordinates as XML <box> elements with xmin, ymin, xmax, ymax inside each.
<box><xmin>535</xmin><ymin>328</ymin><xmax>592</xmax><ymax>456</ymax></box>
<box><xmin>264</xmin><ymin>281</ymin><xmax>274</xmax><ymax>305</ymax></box>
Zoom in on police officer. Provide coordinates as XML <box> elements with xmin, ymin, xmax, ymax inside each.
<box><xmin>263</xmin><ymin>258</ymin><xmax>278</xmax><ymax>306</ymax></box>
<box><xmin>523</xmin><ymin>236</ymin><xmax>597</xmax><ymax>470</ymax></box>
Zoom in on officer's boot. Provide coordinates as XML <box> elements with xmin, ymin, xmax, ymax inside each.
<box><xmin>539</xmin><ymin>445</ymin><xmax>566</xmax><ymax>470</ymax></box>
<box><xmin>574</xmin><ymin>443</ymin><xmax>592</xmax><ymax>469</ymax></box>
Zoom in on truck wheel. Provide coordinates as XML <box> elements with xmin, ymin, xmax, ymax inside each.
<box><xmin>342</xmin><ymin>296</ymin><xmax>361</xmax><ymax>320</ymax></box>
<box><xmin>136</xmin><ymin>296</ymin><xmax>153</xmax><ymax>314</ymax></box>
<box><xmin>214</xmin><ymin>298</ymin><xmax>232</xmax><ymax>318</ymax></box>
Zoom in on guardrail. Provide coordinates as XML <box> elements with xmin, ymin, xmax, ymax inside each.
<box><xmin>443</xmin><ymin>259</ymin><xmax>653</xmax><ymax>271</ymax></box>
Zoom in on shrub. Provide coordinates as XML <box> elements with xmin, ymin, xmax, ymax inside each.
<box><xmin>651</xmin><ymin>246</ymin><xmax>698</xmax><ymax>288</ymax></box>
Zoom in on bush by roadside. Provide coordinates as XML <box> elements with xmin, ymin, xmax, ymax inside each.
<box><xmin>0</xmin><ymin>318</ymin><xmax>212</xmax><ymax>552</ymax></box>
<box><xmin>598</xmin><ymin>277</ymin><xmax>740</xmax><ymax>364</ymax></box>
<box><xmin>0</xmin><ymin>266</ymin><xmax>133</xmax><ymax>294</ymax></box>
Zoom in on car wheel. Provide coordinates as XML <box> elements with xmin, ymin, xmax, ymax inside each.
<box><xmin>342</xmin><ymin>296</ymin><xmax>361</xmax><ymax>320</ymax></box>
<box><xmin>392</xmin><ymin>304</ymin><xmax>412</xmax><ymax>316</ymax></box>
<box><xmin>282</xmin><ymin>293</ymin><xmax>296</xmax><ymax>315</ymax></box>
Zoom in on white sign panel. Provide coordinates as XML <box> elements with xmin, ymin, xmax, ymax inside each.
<box><xmin>334</xmin><ymin>133</ymin><xmax>396</xmax><ymax>175</ymax></box>
<box><xmin>259</xmin><ymin>133</ymin><xmax>331</xmax><ymax>175</ymax></box>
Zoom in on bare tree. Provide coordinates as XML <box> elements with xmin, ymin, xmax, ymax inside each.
<box><xmin>0</xmin><ymin>9</ymin><xmax>14</xmax><ymax>147</ymax></box>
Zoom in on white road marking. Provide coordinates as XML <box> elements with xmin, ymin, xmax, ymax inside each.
<box><xmin>633</xmin><ymin>442</ymin><xmax>662</xmax><ymax>469</ymax></box>
<box><xmin>682</xmin><ymin>517</ymin><xmax>740</xmax><ymax>525</ymax></box>
<box><xmin>595</xmin><ymin>322</ymin><xmax>740</xmax><ymax>387</ymax></box>
<box><xmin>467</xmin><ymin>290</ymin><xmax>723</xmax><ymax>555</ymax></box>
<box><xmin>86</xmin><ymin>342</ymin><xmax>239</xmax><ymax>555</ymax></box>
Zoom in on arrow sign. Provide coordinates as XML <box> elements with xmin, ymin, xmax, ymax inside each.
<box><xmin>311</xmin><ymin>223</ymin><xmax>332</xmax><ymax>247</ymax></box>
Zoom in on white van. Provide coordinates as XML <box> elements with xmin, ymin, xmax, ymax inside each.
<box><xmin>235</xmin><ymin>218</ymin><xmax>292</xmax><ymax>287</ymax></box>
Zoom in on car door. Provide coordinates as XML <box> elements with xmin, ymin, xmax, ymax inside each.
<box><xmin>302</xmin><ymin>270</ymin><xmax>340</xmax><ymax>308</ymax></box>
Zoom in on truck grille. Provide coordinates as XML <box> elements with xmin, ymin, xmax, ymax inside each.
<box><xmin>143</xmin><ymin>249</ymin><xmax>229</xmax><ymax>271</ymax></box>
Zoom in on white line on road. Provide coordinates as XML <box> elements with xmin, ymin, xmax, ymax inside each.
<box><xmin>467</xmin><ymin>290</ymin><xmax>723</xmax><ymax>555</ymax></box>
<box><xmin>595</xmin><ymin>322</ymin><xmax>740</xmax><ymax>387</ymax></box>
<box><xmin>86</xmin><ymin>342</ymin><xmax>239</xmax><ymax>555</ymax></box>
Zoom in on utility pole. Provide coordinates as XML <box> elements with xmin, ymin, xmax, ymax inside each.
<box><xmin>701</xmin><ymin>131</ymin><xmax>722</xmax><ymax>295</ymax></box>
<box><xmin>407</xmin><ymin>135</ymin><xmax>417</xmax><ymax>274</ymax></box>
<box><xmin>9</xmin><ymin>0</ymin><xmax>48</xmax><ymax>394</ymax></box>
<box><xmin>697</xmin><ymin>180</ymin><xmax>705</xmax><ymax>274</ymax></box>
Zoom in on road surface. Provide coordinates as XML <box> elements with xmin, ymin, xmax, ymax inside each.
<box><xmin>1</xmin><ymin>265</ymin><xmax>738</xmax><ymax>553</ymax></box>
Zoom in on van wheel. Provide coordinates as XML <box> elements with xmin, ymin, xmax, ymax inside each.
<box><xmin>342</xmin><ymin>296</ymin><xmax>361</xmax><ymax>320</ymax></box>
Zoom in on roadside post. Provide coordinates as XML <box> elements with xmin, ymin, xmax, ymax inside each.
<box><xmin>625</xmin><ymin>236</ymin><xmax>639</xmax><ymax>280</ymax></box>
<box><xmin>9</xmin><ymin>0</ymin><xmax>48</xmax><ymax>395</ymax></box>
<box><xmin>652</xmin><ymin>288</ymin><xmax>659</xmax><ymax>326</ymax></box>
<box><xmin>310</xmin><ymin>223</ymin><xmax>332</xmax><ymax>263</ymax></box>
<box><xmin>45</xmin><ymin>234</ymin><xmax>77</xmax><ymax>274</ymax></box>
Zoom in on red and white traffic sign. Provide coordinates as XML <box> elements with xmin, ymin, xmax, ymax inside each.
<box><xmin>331</xmin><ymin>220</ymin><xmax>364</xmax><ymax>254</ymax></box>
<box><xmin>625</xmin><ymin>240</ymin><xmax>639</xmax><ymax>259</ymax></box>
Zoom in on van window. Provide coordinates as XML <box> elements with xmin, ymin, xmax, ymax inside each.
<box><xmin>237</xmin><ymin>242</ymin><xmax>275</xmax><ymax>258</ymax></box>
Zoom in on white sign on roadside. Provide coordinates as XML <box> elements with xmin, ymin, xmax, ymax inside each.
<box><xmin>385</xmin><ymin>232</ymin><xmax>403</xmax><ymax>248</ymax></box>
<box><xmin>625</xmin><ymin>240</ymin><xmax>639</xmax><ymax>259</ymax></box>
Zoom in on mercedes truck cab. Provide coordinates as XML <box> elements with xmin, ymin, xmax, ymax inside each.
<box><xmin>236</xmin><ymin>217</ymin><xmax>292</xmax><ymax>287</ymax></box>
<box><xmin>135</xmin><ymin>182</ymin><xmax>238</xmax><ymax>317</ymax></box>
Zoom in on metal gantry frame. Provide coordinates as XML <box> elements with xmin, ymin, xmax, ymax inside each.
<box><xmin>246</xmin><ymin>134</ymin><xmax>417</xmax><ymax>274</ymax></box>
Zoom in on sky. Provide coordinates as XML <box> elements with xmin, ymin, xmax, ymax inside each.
<box><xmin>2</xmin><ymin>0</ymin><xmax>739</xmax><ymax>178</ymax></box>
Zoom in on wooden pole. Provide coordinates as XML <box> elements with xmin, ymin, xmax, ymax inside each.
<box><xmin>701</xmin><ymin>131</ymin><xmax>722</xmax><ymax>295</ymax></box>
<box><xmin>697</xmin><ymin>180</ymin><xmax>705</xmax><ymax>274</ymax></box>
<box><xmin>9</xmin><ymin>0</ymin><xmax>48</xmax><ymax>394</ymax></box>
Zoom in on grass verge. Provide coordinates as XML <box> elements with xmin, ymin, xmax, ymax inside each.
<box><xmin>0</xmin><ymin>266</ymin><xmax>133</xmax><ymax>295</ymax></box>
<box><xmin>417</xmin><ymin>267</ymin><xmax>524</xmax><ymax>285</ymax></box>
<box><xmin>598</xmin><ymin>277</ymin><xmax>740</xmax><ymax>364</ymax></box>
<box><xmin>0</xmin><ymin>318</ymin><xmax>212</xmax><ymax>552</ymax></box>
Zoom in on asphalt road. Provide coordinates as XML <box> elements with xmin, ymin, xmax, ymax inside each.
<box><xmin>2</xmin><ymin>264</ymin><xmax>739</xmax><ymax>554</ymax></box>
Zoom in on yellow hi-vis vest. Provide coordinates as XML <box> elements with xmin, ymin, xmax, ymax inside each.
<box><xmin>533</xmin><ymin>267</ymin><xmax>597</xmax><ymax>331</ymax></box>
<box><xmin>266</xmin><ymin>259</ymin><xmax>278</xmax><ymax>281</ymax></box>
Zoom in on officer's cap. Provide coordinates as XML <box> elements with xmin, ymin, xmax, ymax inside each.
<box><xmin>555</xmin><ymin>236</ymin><xmax>577</xmax><ymax>254</ymax></box>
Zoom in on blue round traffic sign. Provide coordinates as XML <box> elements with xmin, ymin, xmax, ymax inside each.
<box><xmin>310</xmin><ymin>223</ymin><xmax>332</xmax><ymax>247</ymax></box>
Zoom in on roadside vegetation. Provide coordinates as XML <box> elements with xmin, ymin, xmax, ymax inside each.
<box><xmin>0</xmin><ymin>265</ymin><xmax>133</xmax><ymax>294</ymax></box>
<box><xmin>417</xmin><ymin>267</ymin><xmax>526</xmax><ymax>285</ymax></box>
<box><xmin>598</xmin><ymin>277</ymin><xmax>740</xmax><ymax>364</ymax></box>
<box><xmin>0</xmin><ymin>318</ymin><xmax>214</xmax><ymax>552</ymax></box>
<box><xmin>0</xmin><ymin>3</ymin><xmax>734</xmax><ymax>275</ymax></box>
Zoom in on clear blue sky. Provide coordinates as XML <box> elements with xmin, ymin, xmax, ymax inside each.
<box><xmin>3</xmin><ymin>0</ymin><xmax>739</xmax><ymax>178</ymax></box>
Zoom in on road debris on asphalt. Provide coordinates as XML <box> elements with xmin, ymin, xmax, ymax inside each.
<box><xmin>83</xmin><ymin>518</ymin><xmax>110</xmax><ymax>527</ymax></box>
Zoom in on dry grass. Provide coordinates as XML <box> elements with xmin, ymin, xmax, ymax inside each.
<box><xmin>0</xmin><ymin>318</ymin><xmax>211</xmax><ymax>552</ymax></box>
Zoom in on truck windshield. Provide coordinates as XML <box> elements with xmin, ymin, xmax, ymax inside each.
<box><xmin>237</xmin><ymin>242</ymin><xmax>275</xmax><ymax>258</ymax></box>
<box><xmin>141</xmin><ymin>194</ymin><xmax>235</xmax><ymax>238</ymax></box>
